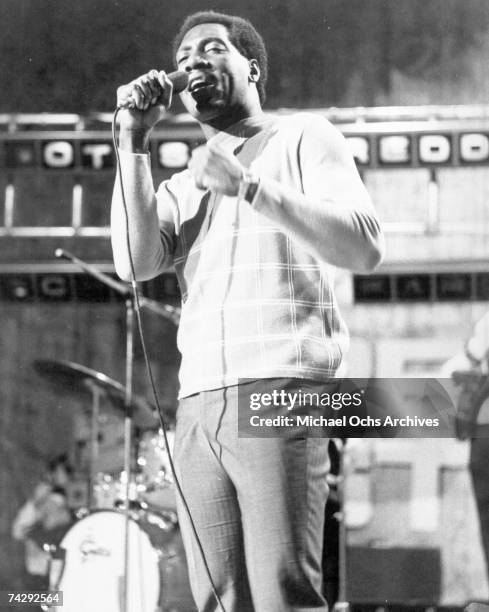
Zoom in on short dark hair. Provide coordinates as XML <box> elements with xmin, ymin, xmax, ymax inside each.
<box><xmin>173</xmin><ymin>11</ymin><xmax>268</xmax><ymax>104</ymax></box>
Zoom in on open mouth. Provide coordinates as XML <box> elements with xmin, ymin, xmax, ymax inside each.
<box><xmin>188</xmin><ymin>76</ymin><xmax>217</xmax><ymax>101</ymax></box>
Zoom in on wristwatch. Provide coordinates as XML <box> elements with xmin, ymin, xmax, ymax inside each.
<box><xmin>238</xmin><ymin>170</ymin><xmax>260</xmax><ymax>205</ymax></box>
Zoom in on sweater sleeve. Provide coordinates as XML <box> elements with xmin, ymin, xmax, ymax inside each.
<box><xmin>249</xmin><ymin>114</ymin><xmax>384</xmax><ymax>272</ymax></box>
<box><xmin>111</xmin><ymin>149</ymin><xmax>177</xmax><ymax>281</ymax></box>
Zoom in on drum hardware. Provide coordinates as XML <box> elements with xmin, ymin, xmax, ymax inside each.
<box><xmin>74</xmin><ymin>507</ymin><xmax>90</xmax><ymax>520</ymax></box>
<box><xmin>54</xmin><ymin>248</ymin><xmax>181</xmax><ymax>326</ymax></box>
<box><xmin>87</xmin><ymin>380</ymin><xmax>101</xmax><ymax>507</ymax></box>
<box><xmin>136</xmin><ymin>429</ymin><xmax>178</xmax><ymax>510</ymax></box>
<box><xmin>47</xmin><ymin>249</ymin><xmax>180</xmax><ymax>612</ymax></box>
<box><xmin>113</xmin><ymin>499</ymin><xmax>148</xmax><ymax>513</ymax></box>
<box><xmin>88</xmin><ymin>426</ymin><xmax>178</xmax><ymax>512</ymax></box>
<box><xmin>33</xmin><ymin>358</ymin><xmax>157</xmax><ymax>512</ymax></box>
<box><xmin>41</xmin><ymin>544</ymin><xmax>65</xmax><ymax>612</ymax></box>
<box><xmin>42</xmin><ymin>542</ymin><xmax>60</xmax><ymax>557</ymax></box>
<box><xmin>145</xmin><ymin>508</ymin><xmax>178</xmax><ymax>532</ymax></box>
<box><xmin>330</xmin><ymin>438</ymin><xmax>351</xmax><ymax>612</ymax></box>
<box><xmin>45</xmin><ymin>509</ymin><xmax>195</xmax><ymax>612</ymax></box>
<box><xmin>32</xmin><ymin>359</ymin><xmax>158</xmax><ymax>431</ymax></box>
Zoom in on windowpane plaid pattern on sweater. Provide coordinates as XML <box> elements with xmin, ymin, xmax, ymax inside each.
<box><xmin>154</xmin><ymin>114</ymin><xmax>350</xmax><ymax>397</ymax></box>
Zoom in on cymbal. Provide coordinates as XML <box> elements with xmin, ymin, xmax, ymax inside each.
<box><xmin>33</xmin><ymin>359</ymin><xmax>158</xmax><ymax>429</ymax></box>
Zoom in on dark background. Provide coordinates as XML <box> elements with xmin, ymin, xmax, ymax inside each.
<box><xmin>2</xmin><ymin>0</ymin><xmax>489</xmax><ymax>113</ymax></box>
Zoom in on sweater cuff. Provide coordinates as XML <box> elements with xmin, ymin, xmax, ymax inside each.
<box><xmin>117</xmin><ymin>147</ymin><xmax>151</xmax><ymax>169</ymax></box>
<box><xmin>115</xmin><ymin>149</ymin><xmax>153</xmax><ymax>194</ymax></box>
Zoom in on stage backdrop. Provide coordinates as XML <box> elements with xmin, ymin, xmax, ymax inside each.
<box><xmin>2</xmin><ymin>0</ymin><xmax>489</xmax><ymax>112</ymax></box>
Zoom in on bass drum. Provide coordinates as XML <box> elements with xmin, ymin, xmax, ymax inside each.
<box><xmin>48</xmin><ymin>509</ymin><xmax>195</xmax><ymax>612</ymax></box>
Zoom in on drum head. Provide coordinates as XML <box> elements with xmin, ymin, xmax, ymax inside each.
<box><xmin>51</xmin><ymin>510</ymin><xmax>159</xmax><ymax>612</ymax></box>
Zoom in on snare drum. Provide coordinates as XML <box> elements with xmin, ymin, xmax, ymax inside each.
<box><xmin>48</xmin><ymin>509</ymin><xmax>195</xmax><ymax>612</ymax></box>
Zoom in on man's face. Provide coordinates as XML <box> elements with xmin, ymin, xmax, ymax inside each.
<box><xmin>176</xmin><ymin>23</ymin><xmax>257</xmax><ymax>125</ymax></box>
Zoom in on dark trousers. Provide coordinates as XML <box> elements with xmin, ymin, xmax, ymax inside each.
<box><xmin>470</xmin><ymin>435</ymin><xmax>489</xmax><ymax>576</ymax></box>
<box><xmin>174</xmin><ymin>383</ymin><xmax>330</xmax><ymax>612</ymax></box>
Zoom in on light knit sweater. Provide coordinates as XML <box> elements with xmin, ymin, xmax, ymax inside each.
<box><xmin>112</xmin><ymin>113</ymin><xmax>382</xmax><ymax>397</ymax></box>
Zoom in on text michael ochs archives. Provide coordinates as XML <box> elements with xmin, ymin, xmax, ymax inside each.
<box><xmin>237</xmin><ymin>379</ymin><xmax>458</xmax><ymax>438</ymax></box>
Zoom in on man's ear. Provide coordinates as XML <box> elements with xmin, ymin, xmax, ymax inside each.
<box><xmin>248</xmin><ymin>59</ymin><xmax>261</xmax><ymax>83</ymax></box>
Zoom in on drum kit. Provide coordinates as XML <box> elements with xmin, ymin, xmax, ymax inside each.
<box><xmin>32</xmin><ymin>251</ymin><xmax>196</xmax><ymax>612</ymax></box>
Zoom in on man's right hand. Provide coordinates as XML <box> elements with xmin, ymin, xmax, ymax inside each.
<box><xmin>116</xmin><ymin>70</ymin><xmax>174</xmax><ymax>141</ymax></box>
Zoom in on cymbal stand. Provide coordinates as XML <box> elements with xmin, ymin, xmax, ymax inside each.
<box><xmin>122</xmin><ymin>296</ymin><xmax>134</xmax><ymax>612</ymax></box>
<box><xmin>83</xmin><ymin>380</ymin><xmax>103</xmax><ymax>508</ymax></box>
<box><xmin>54</xmin><ymin>249</ymin><xmax>136</xmax><ymax>612</ymax></box>
<box><xmin>54</xmin><ymin>248</ymin><xmax>181</xmax><ymax>612</ymax></box>
<box><xmin>333</xmin><ymin>438</ymin><xmax>351</xmax><ymax>612</ymax></box>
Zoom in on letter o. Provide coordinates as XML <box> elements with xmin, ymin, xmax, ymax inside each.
<box><xmin>43</xmin><ymin>141</ymin><xmax>74</xmax><ymax>168</ymax></box>
<box><xmin>460</xmin><ymin>133</ymin><xmax>489</xmax><ymax>162</ymax></box>
<box><xmin>418</xmin><ymin>134</ymin><xmax>451</xmax><ymax>164</ymax></box>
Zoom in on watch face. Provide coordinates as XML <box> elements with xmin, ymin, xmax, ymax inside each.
<box><xmin>239</xmin><ymin>172</ymin><xmax>259</xmax><ymax>204</ymax></box>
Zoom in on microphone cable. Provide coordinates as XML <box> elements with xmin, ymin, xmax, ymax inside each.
<box><xmin>112</xmin><ymin>107</ymin><xmax>226</xmax><ymax>612</ymax></box>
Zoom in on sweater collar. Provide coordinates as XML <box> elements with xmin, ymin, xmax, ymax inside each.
<box><xmin>206</xmin><ymin>114</ymin><xmax>274</xmax><ymax>152</ymax></box>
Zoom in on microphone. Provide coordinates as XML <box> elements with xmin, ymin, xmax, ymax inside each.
<box><xmin>118</xmin><ymin>70</ymin><xmax>189</xmax><ymax>109</ymax></box>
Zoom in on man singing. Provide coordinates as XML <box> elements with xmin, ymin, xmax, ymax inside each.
<box><xmin>111</xmin><ymin>11</ymin><xmax>384</xmax><ymax>611</ymax></box>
